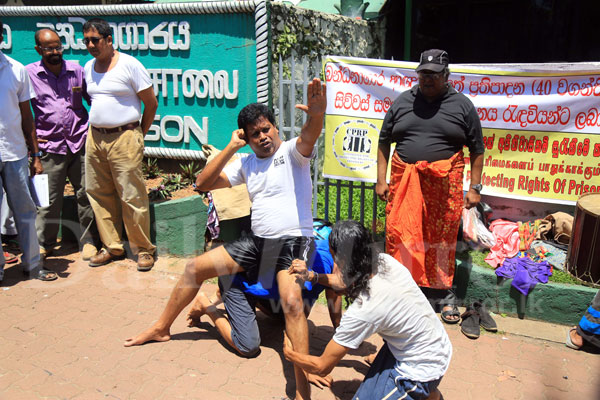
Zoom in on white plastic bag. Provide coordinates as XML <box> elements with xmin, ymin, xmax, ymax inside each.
<box><xmin>462</xmin><ymin>207</ymin><xmax>496</xmax><ymax>250</ymax></box>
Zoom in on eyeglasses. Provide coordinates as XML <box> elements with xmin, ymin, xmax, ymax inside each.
<box><xmin>83</xmin><ymin>36</ymin><xmax>104</xmax><ymax>46</ymax></box>
<box><xmin>39</xmin><ymin>46</ymin><xmax>64</xmax><ymax>53</ymax></box>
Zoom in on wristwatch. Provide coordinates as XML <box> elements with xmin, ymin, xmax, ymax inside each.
<box><xmin>31</xmin><ymin>151</ymin><xmax>43</xmax><ymax>158</ymax></box>
<box><xmin>470</xmin><ymin>183</ymin><xmax>483</xmax><ymax>194</ymax></box>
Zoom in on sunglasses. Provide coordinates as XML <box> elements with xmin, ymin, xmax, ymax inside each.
<box><xmin>83</xmin><ymin>36</ymin><xmax>105</xmax><ymax>46</ymax></box>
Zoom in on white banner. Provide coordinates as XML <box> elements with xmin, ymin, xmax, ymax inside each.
<box><xmin>323</xmin><ymin>56</ymin><xmax>600</xmax><ymax>203</ymax></box>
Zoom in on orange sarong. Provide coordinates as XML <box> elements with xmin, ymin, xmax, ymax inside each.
<box><xmin>385</xmin><ymin>151</ymin><xmax>465</xmax><ymax>289</ymax></box>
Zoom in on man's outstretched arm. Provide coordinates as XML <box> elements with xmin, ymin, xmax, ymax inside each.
<box><xmin>283</xmin><ymin>333</ymin><xmax>348</xmax><ymax>376</ymax></box>
<box><xmin>295</xmin><ymin>77</ymin><xmax>327</xmax><ymax>157</ymax></box>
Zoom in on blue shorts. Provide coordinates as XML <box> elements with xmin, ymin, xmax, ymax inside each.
<box><xmin>353</xmin><ymin>343</ymin><xmax>443</xmax><ymax>400</ymax></box>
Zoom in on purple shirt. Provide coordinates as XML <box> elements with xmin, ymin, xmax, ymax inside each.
<box><xmin>26</xmin><ymin>60</ymin><xmax>90</xmax><ymax>155</ymax></box>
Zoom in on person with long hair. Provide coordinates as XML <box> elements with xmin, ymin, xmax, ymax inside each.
<box><xmin>285</xmin><ymin>220</ymin><xmax>451</xmax><ymax>400</ymax></box>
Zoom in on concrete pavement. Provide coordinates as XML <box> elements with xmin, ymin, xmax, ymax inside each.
<box><xmin>1</xmin><ymin>243</ymin><xmax>599</xmax><ymax>399</ymax></box>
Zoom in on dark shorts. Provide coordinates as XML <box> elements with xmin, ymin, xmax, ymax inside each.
<box><xmin>220</xmin><ymin>233</ymin><xmax>314</xmax><ymax>357</ymax></box>
<box><xmin>353</xmin><ymin>343</ymin><xmax>443</xmax><ymax>400</ymax></box>
<box><xmin>223</xmin><ymin>232</ymin><xmax>314</xmax><ymax>284</ymax></box>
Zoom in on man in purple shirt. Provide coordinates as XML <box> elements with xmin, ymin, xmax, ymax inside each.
<box><xmin>26</xmin><ymin>28</ymin><xmax>98</xmax><ymax>260</ymax></box>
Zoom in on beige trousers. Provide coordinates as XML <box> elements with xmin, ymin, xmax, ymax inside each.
<box><xmin>85</xmin><ymin>126</ymin><xmax>155</xmax><ymax>256</ymax></box>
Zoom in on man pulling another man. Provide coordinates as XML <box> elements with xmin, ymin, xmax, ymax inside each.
<box><xmin>125</xmin><ymin>78</ymin><xmax>327</xmax><ymax>400</ymax></box>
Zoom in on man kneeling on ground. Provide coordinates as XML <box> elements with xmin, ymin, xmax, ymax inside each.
<box><xmin>124</xmin><ymin>78</ymin><xmax>326</xmax><ymax>400</ymax></box>
<box><xmin>187</xmin><ymin>238</ymin><xmax>342</xmax><ymax>389</ymax></box>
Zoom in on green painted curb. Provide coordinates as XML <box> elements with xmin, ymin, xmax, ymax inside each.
<box><xmin>454</xmin><ymin>258</ymin><xmax>596</xmax><ymax>326</ymax></box>
<box><xmin>60</xmin><ymin>195</ymin><xmax>207</xmax><ymax>257</ymax></box>
<box><xmin>150</xmin><ymin>196</ymin><xmax>207</xmax><ymax>257</ymax></box>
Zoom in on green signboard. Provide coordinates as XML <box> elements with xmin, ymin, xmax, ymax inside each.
<box><xmin>0</xmin><ymin>1</ymin><xmax>269</xmax><ymax>159</ymax></box>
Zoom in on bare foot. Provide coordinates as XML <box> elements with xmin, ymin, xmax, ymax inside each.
<box><xmin>187</xmin><ymin>292</ymin><xmax>212</xmax><ymax>327</ymax></box>
<box><xmin>569</xmin><ymin>327</ymin><xmax>584</xmax><ymax>348</ymax></box>
<box><xmin>124</xmin><ymin>325</ymin><xmax>170</xmax><ymax>347</ymax></box>
<box><xmin>441</xmin><ymin>305</ymin><xmax>459</xmax><ymax>322</ymax></box>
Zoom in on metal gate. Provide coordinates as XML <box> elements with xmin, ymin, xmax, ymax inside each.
<box><xmin>275</xmin><ymin>55</ymin><xmax>385</xmax><ymax>237</ymax></box>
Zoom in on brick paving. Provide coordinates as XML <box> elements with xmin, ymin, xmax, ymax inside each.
<box><xmin>1</xmin><ymin>244</ymin><xmax>599</xmax><ymax>399</ymax></box>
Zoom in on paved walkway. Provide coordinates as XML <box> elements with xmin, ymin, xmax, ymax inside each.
<box><xmin>1</xmin><ymin>244</ymin><xmax>599</xmax><ymax>399</ymax></box>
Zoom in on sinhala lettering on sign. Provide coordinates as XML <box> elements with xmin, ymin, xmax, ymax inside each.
<box><xmin>0</xmin><ymin>2</ymin><xmax>269</xmax><ymax>160</ymax></box>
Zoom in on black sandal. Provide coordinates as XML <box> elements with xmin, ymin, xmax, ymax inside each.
<box><xmin>441</xmin><ymin>305</ymin><xmax>460</xmax><ymax>324</ymax></box>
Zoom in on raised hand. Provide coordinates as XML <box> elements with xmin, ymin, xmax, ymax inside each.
<box><xmin>295</xmin><ymin>77</ymin><xmax>327</xmax><ymax>117</ymax></box>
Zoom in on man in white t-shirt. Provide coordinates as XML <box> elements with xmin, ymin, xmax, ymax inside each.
<box><xmin>0</xmin><ymin>19</ymin><xmax>57</xmax><ymax>283</ymax></box>
<box><xmin>82</xmin><ymin>18</ymin><xmax>158</xmax><ymax>271</ymax></box>
<box><xmin>125</xmin><ymin>78</ymin><xmax>326</xmax><ymax>400</ymax></box>
<box><xmin>285</xmin><ymin>220</ymin><xmax>452</xmax><ymax>400</ymax></box>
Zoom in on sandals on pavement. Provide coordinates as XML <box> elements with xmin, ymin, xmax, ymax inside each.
<box><xmin>441</xmin><ymin>305</ymin><xmax>461</xmax><ymax>324</ymax></box>
<box><xmin>3</xmin><ymin>251</ymin><xmax>18</xmax><ymax>264</ymax></box>
<box><xmin>23</xmin><ymin>268</ymin><xmax>58</xmax><ymax>281</ymax></box>
<box><xmin>566</xmin><ymin>327</ymin><xmax>582</xmax><ymax>350</ymax></box>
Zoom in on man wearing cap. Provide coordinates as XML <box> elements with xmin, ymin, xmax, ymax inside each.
<box><xmin>0</xmin><ymin>19</ymin><xmax>56</xmax><ymax>282</ymax></box>
<box><xmin>26</xmin><ymin>28</ymin><xmax>99</xmax><ymax>261</ymax></box>
<box><xmin>82</xmin><ymin>18</ymin><xmax>158</xmax><ymax>271</ymax></box>
<box><xmin>376</xmin><ymin>49</ymin><xmax>485</xmax><ymax>325</ymax></box>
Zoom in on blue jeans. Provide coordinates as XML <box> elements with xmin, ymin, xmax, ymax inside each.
<box><xmin>353</xmin><ymin>343</ymin><xmax>443</xmax><ymax>400</ymax></box>
<box><xmin>0</xmin><ymin>156</ymin><xmax>40</xmax><ymax>279</ymax></box>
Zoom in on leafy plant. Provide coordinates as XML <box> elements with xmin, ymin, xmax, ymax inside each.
<box><xmin>179</xmin><ymin>161</ymin><xmax>202</xmax><ymax>186</ymax></box>
<box><xmin>275</xmin><ymin>26</ymin><xmax>297</xmax><ymax>61</ymax></box>
<box><xmin>148</xmin><ymin>173</ymin><xmax>186</xmax><ymax>201</ymax></box>
<box><xmin>142</xmin><ymin>157</ymin><xmax>161</xmax><ymax>179</ymax></box>
<box><xmin>148</xmin><ymin>183</ymin><xmax>171</xmax><ymax>201</ymax></box>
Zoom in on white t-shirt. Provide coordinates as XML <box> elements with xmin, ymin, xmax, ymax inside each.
<box><xmin>85</xmin><ymin>52</ymin><xmax>152</xmax><ymax>128</ymax></box>
<box><xmin>333</xmin><ymin>253</ymin><xmax>452</xmax><ymax>382</ymax></box>
<box><xmin>223</xmin><ymin>137</ymin><xmax>314</xmax><ymax>238</ymax></box>
<box><xmin>0</xmin><ymin>51</ymin><xmax>36</xmax><ymax>162</ymax></box>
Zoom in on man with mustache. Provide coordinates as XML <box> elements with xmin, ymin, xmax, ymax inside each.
<box><xmin>26</xmin><ymin>28</ymin><xmax>99</xmax><ymax>261</ymax></box>
<box><xmin>82</xmin><ymin>18</ymin><xmax>158</xmax><ymax>271</ymax></box>
<box><xmin>125</xmin><ymin>79</ymin><xmax>326</xmax><ymax>400</ymax></box>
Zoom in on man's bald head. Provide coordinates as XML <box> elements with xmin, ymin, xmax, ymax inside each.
<box><xmin>35</xmin><ymin>28</ymin><xmax>60</xmax><ymax>46</ymax></box>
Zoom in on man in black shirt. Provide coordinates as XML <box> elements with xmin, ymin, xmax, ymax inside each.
<box><xmin>376</xmin><ymin>49</ymin><xmax>484</xmax><ymax>326</ymax></box>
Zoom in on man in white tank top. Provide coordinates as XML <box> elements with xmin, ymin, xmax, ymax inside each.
<box><xmin>82</xmin><ymin>18</ymin><xmax>158</xmax><ymax>272</ymax></box>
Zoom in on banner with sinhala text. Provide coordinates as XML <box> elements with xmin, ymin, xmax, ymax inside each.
<box><xmin>323</xmin><ymin>56</ymin><xmax>600</xmax><ymax>205</ymax></box>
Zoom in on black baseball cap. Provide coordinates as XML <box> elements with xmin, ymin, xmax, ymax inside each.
<box><xmin>416</xmin><ymin>49</ymin><xmax>449</xmax><ymax>73</ymax></box>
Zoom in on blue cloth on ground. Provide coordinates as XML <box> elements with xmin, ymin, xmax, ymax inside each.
<box><xmin>495</xmin><ymin>256</ymin><xmax>552</xmax><ymax>296</ymax></box>
<box><xmin>232</xmin><ymin>239</ymin><xmax>333</xmax><ymax>300</ymax></box>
